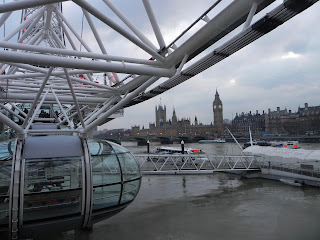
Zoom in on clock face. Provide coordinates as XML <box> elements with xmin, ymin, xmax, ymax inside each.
<box><xmin>219</xmin><ymin>105</ymin><xmax>222</xmax><ymax>109</ymax></box>
<box><xmin>214</xmin><ymin>105</ymin><xmax>216</xmax><ymax>109</ymax></box>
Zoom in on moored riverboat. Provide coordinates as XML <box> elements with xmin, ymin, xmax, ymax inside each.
<box><xmin>155</xmin><ymin>146</ymin><xmax>204</xmax><ymax>154</ymax></box>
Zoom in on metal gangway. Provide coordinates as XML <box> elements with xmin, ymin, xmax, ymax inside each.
<box><xmin>135</xmin><ymin>153</ymin><xmax>260</xmax><ymax>174</ymax></box>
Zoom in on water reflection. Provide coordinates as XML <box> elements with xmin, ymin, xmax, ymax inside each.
<box><xmin>182</xmin><ymin>176</ymin><xmax>186</xmax><ymax>189</ymax></box>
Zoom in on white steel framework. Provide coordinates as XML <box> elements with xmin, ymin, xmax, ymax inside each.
<box><xmin>135</xmin><ymin>153</ymin><xmax>260</xmax><ymax>174</ymax></box>
<box><xmin>0</xmin><ymin>0</ymin><xmax>318</xmax><ymax>137</ymax></box>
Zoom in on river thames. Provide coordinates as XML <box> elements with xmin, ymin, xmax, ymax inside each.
<box><xmin>32</xmin><ymin>143</ymin><xmax>320</xmax><ymax>239</ymax></box>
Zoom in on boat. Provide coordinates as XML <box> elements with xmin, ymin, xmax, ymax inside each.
<box><xmin>155</xmin><ymin>146</ymin><xmax>204</xmax><ymax>154</ymax></box>
<box><xmin>281</xmin><ymin>141</ymin><xmax>299</xmax><ymax>149</ymax></box>
<box><xmin>269</xmin><ymin>141</ymin><xmax>299</xmax><ymax>149</ymax></box>
<box><xmin>243</xmin><ymin>145</ymin><xmax>320</xmax><ymax>173</ymax></box>
<box><xmin>243</xmin><ymin>140</ymin><xmax>270</xmax><ymax>149</ymax></box>
<box><xmin>228</xmin><ymin>127</ymin><xmax>319</xmax><ymax>187</ymax></box>
<box><xmin>199</xmin><ymin>139</ymin><xmax>226</xmax><ymax>144</ymax></box>
<box><xmin>243</xmin><ymin>140</ymin><xmax>299</xmax><ymax>149</ymax></box>
<box><xmin>151</xmin><ymin>146</ymin><xmax>207</xmax><ymax>164</ymax></box>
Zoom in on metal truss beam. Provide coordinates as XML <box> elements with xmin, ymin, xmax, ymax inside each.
<box><xmin>0</xmin><ymin>0</ymin><xmax>318</xmax><ymax>137</ymax></box>
<box><xmin>126</xmin><ymin>0</ymin><xmax>319</xmax><ymax>107</ymax></box>
<box><xmin>135</xmin><ymin>154</ymin><xmax>260</xmax><ymax>174</ymax></box>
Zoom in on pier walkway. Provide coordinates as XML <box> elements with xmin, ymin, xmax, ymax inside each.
<box><xmin>134</xmin><ymin>154</ymin><xmax>320</xmax><ymax>186</ymax></box>
<box><xmin>134</xmin><ymin>154</ymin><xmax>260</xmax><ymax>174</ymax></box>
<box><xmin>259</xmin><ymin>162</ymin><xmax>320</xmax><ymax>186</ymax></box>
<box><xmin>260</xmin><ymin>162</ymin><xmax>320</xmax><ymax>179</ymax></box>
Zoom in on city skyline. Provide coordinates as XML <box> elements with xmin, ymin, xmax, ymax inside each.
<box><xmin>97</xmin><ymin>0</ymin><xmax>320</xmax><ymax>130</ymax></box>
<box><xmin>102</xmin><ymin>95</ymin><xmax>320</xmax><ymax>130</ymax></box>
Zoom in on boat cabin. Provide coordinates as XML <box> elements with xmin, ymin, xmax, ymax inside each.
<box><xmin>155</xmin><ymin>147</ymin><xmax>203</xmax><ymax>154</ymax></box>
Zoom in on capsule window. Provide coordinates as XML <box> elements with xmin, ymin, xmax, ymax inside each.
<box><xmin>117</xmin><ymin>153</ymin><xmax>141</xmax><ymax>181</ymax></box>
<box><xmin>23</xmin><ymin>157</ymin><xmax>82</xmax><ymax>223</ymax></box>
<box><xmin>92</xmin><ymin>185</ymin><xmax>121</xmax><ymax>210</ymax></box>
<box><xmin>91</xmin><ymin>154</ymin><xmax>121</xmax><ymax>186</ymax></box>
<box><xmin>87</xmin><ymin>139</ymin><xmax>141</xmax><ymax>213</ymax></box>
<box><xmin>120</xmin><ymin>180</ymin><xmax>141</xmax><ymax>204</ymax></box>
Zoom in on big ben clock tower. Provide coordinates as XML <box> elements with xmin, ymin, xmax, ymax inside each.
<box><xmin>213</xmin><ymin>89</ymin><xmax>224</xmax><ymax>134</ymax></box>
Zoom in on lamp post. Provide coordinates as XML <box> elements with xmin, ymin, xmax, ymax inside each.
<box><xmin>181</xmin><ymin>140</ymin><xmax>184</xmax><ymax>162</ymax></box>
<box><xmin>181</xmin><ymin>140</ymin><xmax>184</xmax><ymax>154</ymax></box>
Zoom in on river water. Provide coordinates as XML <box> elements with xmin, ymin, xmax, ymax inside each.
<box><xmin>36</xmin><ymin>142</ymin><xmax>320</xmax><ymax>239</ymax></box>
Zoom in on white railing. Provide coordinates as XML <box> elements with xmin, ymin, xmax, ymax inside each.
<box><xmin>134</xmin><ymin>154</ymin><xmax>260</xmax><ymax>174</ymax></box>
<box><xmin>260</xmin><ymin>161</ymin><xmax>320</xmax><ymax>179</ymax></box>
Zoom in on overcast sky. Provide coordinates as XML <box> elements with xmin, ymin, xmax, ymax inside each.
<box><xmin>95</xmin><ymin>0</ymin><xmax>320</xmax><ymax>130</ymax></box>
<box><xmin>2</xmin><ymin>0</ymin><xmax>320</xmax><ymax>130</ymax></box>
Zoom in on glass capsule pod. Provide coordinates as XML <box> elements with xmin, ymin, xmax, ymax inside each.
<box><xmin>0</xmin><ymin>135</ymin><xmax>141</xmax><ymax>239</ymax></box>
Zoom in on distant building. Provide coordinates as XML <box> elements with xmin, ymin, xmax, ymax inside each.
<box><xmin>155</xmin><ymin>105</ymin><xmax>166</xmax><ymax>128</ymax></box>
<box><xmin>265</xmin><ymin>107</ymin><xmax>292</xmax><ymax>134</ymax></box>
<box><xmin>232</xmin><ymin>102</ymin><xmax>320</xmax><ymax>135</ymax></box>
<box><xmin>213</xmin><ymin>90</ymin><xmax>224</xmax><ymax>134</ymax></box>
<box><xmin>232</xmin><ymin>110</ymin><xmax>266</xmax><ymax>135</ymax></box>
<box><xmin>94</xmin><ymin>128</ymin><xmax>132</xmax><ymax>138</ymax></box>
<box><xmin>264</xmin><ymin>104</ymin><xmax>320</xmax><ymax>135</ymax></box>
<box><xmin>296</xmin><ymin>103</ymin><xmax>320</xmax><ymax>134</ymax></box>
<box><xmin>131</xmin><ymin>90</ymin><xmax>224</xmax><ymax>137</ymax></box>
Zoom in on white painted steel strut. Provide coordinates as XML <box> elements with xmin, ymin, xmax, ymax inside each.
<box><xmin>0</xmin><ymin>0</ymin><xmax>317</xmax><ymax>137</ymax></box>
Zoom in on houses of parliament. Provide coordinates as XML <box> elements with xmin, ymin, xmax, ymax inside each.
<box><xmin>131</xmin><ymin>90</ymin><xmax>224</xmax><ymax>137</ymax></box>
